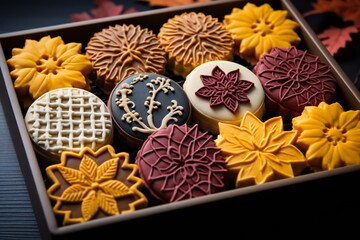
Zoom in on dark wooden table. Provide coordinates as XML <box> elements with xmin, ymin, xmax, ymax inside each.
<box><xmin>1</xmin><ymin>1</ymin><xmax>359</xmax><ymax>239</ymax></box>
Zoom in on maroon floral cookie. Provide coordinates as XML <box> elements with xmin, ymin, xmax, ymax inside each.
<box><xmin>253</xmin><ymin>46</ymin><xmax>337</xmax><ymax>121</ymax></box>
<box><xmin>135</xmin><ymin>124</ymin><xmax>227</xmax><ymax>203</ymax></box>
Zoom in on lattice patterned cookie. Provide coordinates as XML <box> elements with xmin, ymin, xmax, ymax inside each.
<box><xmin>25</xmin><ymin>88</ymin><xmax>113</xmax><ymax>165</ymax></box>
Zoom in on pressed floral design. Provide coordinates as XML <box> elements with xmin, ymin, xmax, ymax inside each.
<box><xmin>86</xmin><ymin>24</ymin><xmax>167</xmax><ymax>94</ymax></box>
<box><xmin>215</xmin><ymin>111</ymin><xmax>306</xmax><ymax>188</ymax></box>
<box><xmin>292</xmin><ymin>102</ymin><xmax>360</xmax><ymax>171</ymax></box>
<box><xmin>195</xmin><ymin>65</ymin><xmax>254</xmax><ymax>113</ymax></box>
<box><xmin>254</xmin><ymin>46</ymin><xmax>337</xmax><ymax>112</ymax></box>
<box><xmin>7</xmin><ymin>35</ymin><xmax>92</xmax><ymax>107</ymax></box>
<box><xmin>136</xmin><ymin>124</ymin><xmax>227</xmax><ymax>203</ymax></box>
<box><xmin>158</xmin><ymin>11</ymin><xmax>234</xmax><ymax>78</ymax></box>
<box><xmin>46</xmin><ymin>145</ymin><xmax>148</xmax><ymax>226</ymax></box>
<box><xmin>223</xmin><ymin>3</ymin><xmax>301</xmax><ymax>65</ymax></box>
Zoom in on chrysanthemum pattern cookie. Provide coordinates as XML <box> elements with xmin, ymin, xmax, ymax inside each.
<box><xmin>292</xmin><ymin>102</ymin><xmax>360</xmax><ymax>171</ymax></box>
<box><xmin>7</xmin><ymin>35</ymin><xmax>92</xmax><ymax>108</ymax></box>
<box><xmin>223</xmin><ymin>3</ymin><xmax>301</xmax><ymax>65</ymax></box>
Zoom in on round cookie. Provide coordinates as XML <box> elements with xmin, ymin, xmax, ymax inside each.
<box><xmin>46</xmin><ymin>145</ymin><xmax>148</xmax><ymax>226</ymax></box>
<box><xmin>135</xmin><ymin>124</ymin><xmax>227</xmax><ymax>203</ymax></box>
<box><xmin>158</xmin><ymin>11</ymin><xmax>234</xmax><ymax>79</ymax></box>
<box><xmin>24</xmin><ymin>87</ymin><xmax>113</xmax><ymax>165</ymax></box>
<box><xmin>253</xmin><ymin>46</ymin><xmax>337</xmax><ymax>122</ymax></box>
<box><xmin>6</xmin><ymin>35</ymin><xmax>92</xmax><ymax>108</ymax></box>
<box><xmin>86</xmin><ymin>24</ymin><xmax>167</xmax><ymax>95</ymax></box>
<box><xmin>183</xmin><ymin>60</ymin><xmax>265</xmax><ymax>135</ymax></box>
<box><xmin>108</xmin><ymin>73</ymin><xmax>192</xmax><ymax>149</ymax></box>
<box><xmin>223</xmin><ymin>3</ymin><xmax>301</xmax><ymax>65</ymax></box>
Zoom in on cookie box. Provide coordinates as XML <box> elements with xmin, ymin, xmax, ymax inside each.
<box><xmin>0</xmin><ymin>0</ymin><xmax>359</xmax><ymax>239</ymax></box>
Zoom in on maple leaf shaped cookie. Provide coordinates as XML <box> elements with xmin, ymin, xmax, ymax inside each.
<box><xmin>46</xmin><ymin>145</ymin><xmax>148</xmax><ymax>226</ymax></box>
<box><xmin>215</xmin><ymin>111</ymin><xmax>307</xmax><ymax>188</ymax></box>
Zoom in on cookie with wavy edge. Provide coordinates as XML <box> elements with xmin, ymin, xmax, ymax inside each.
<box><xmin>215</xmin><ymin>111</ymin><xmax>306</xmax><ymax>188</ymax></box>
<box><xmin>292</xmin><ymin>102</ymin><xmax>360</xmax><ymax>171</ymax></box>
<box><xmin>135</xmin><ymin>124</ymin><xmax>227</xmax><ymax>203</ymax></box>
<box><xmin>253</xmin><ymin>46</ymin><xmax>337</xmax><ymax>122</ymax></box>
<box><xmin>158</xmin><ymin>11</ymin><xmax>234</xmax><ymax>79</ymax></box>
<box><xmin>223</xmin><ymin>3</ymin><xmax>301</xmax><ymax>65</ymax></box>
<box><xmin>46</xmin><ymin>145</ymin><xmax>148</xmax><ymax>226</ymax></box>
<box><xmin>6</xmin><ymin>35</ymin><xmax>92</xmax><ymax>108</ymax></box>
<box><xmin>86</xmin><ymin>24</ymin><xmax>167</xmax><ymax>95</ymax></box>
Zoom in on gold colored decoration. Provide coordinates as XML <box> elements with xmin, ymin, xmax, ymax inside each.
<box><xmin>46</xmin><ymin>145</ymin><xmax>148</xmax><ymax>225</ymax></box>
<box><xmin>215</xmin><ymin>111</ymin><xmax>306</xmax><ymax>188</ymax></box>
<box><xmin>292</xmin><ymin>102</ymin><xmax>360</xmax><ymax>171</ymax></box>
<box><xmin>7</xmin><ymin>35</ymin><xmax>92</xmax><ymax>108</ymax></box>
<box><xmin>223</xmin><ymin>3</ymin><xmax>301</xmax><ymax>65</ymax></box>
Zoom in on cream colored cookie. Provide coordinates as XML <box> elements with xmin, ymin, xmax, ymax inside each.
<box><xmin>25</xmin><ymin>88</ymin><xmax>113</xmax><ymax>165</ymax></box>
<box><xmin>183</xmin><ymin>60</ymin><xmax>265</xmax><ymax>134</ymax></box>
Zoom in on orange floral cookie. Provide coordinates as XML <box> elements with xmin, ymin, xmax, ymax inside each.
<box><xmin>158</xmin><ymin>12</ymin><xmax>234</xmax><ymax>78</ymax></box>
<box><xmin>7</xmin><ymin>35</ymin><xmax>92</xmax><ymax>108</ymax></box>
<box><xmin>223</xmin><ymin>3</ymin><xmax>301</xmax><ymax>65</ymax></box>
<box><xmin>215</xmin><ymin>111</ymin><xmax>306</xmax><ymax>188</ymax></box>
<box><xmin>46</xmin><ymin>145</ymin><xmax>148</xmax><ymax>226</ymax></box>
<box><xmin>292</xmin><ymin>102</ymin><xmax>360</xmax><ymax>171</ymax></box>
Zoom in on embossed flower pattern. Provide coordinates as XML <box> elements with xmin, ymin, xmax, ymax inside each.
<box><xmin>215</xmin><ymin>111</ymin><xmax>306</xmax><ymax>188</ymax></box>
<box><xmin>7</xmin><ymin>35</ymin><xmax>92</xmax><ymax>107</ymax></box>
<box><xmin>137</xmin><ymin>124</ymin><xmax>227</xmax><ymax>203</ymax></box>
<box><xmin>223</xmin><ymin>3</ymin><xmax>301</xmax><ymax>65</ymax></box>
<box><xmin>46</xmin><ymin>145</ymin><xmax>147</xmax><ymax>225</ymax></box>
<box><xmin>255</xmin><ymin>47</ymin><xmax>337</xmax><ymax>109</ymax></box>
<box><xmin>292</xmin><ymin>102</ymin><xmax>360</xmax><ymax>170</ymax></box>
<box><xmin>195</xmin><ymin>66</ymin><xmax>254</xmax><ymax>113</ymax></box>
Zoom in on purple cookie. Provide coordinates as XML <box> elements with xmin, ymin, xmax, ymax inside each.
<box><xmin>253</xmin><ymin>46</ymin><xmax>337</xmax><ymax>121</ymax></box>
<box><xmin>135</xmin><ymin>124</ymin><xmax>227</xmax><ymax>203</ymax></box>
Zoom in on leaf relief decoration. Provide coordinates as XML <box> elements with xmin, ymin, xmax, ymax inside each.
<box><xmin>195</xmin><ymin>65</ymin><xmax>254</xmax><ymax>113</ymax></box>
<box><xmin>115</xmin><ymin>74</ymin><xmax>184</xmax><ymax>134</ymax></box>
<box><xmin>215</xmin><ymin>111</ymin><xmax>306</xmax><ymax>188</ymax></box>
<box><xmin>45</xmin><ymin>145</ymin><xmax>148</xmax><ymax>225</ymax></box>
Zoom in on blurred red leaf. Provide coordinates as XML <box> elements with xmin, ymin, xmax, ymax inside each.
<box><xmin>317</xmin><ymin>25</ymin><xmax>359</xmax><ymax>55</ymax></box>
<box><xmin>139</xmin><ymin>0</ymin><xmax>212</xmax><ymax>7</ymax></box>
<box><xmin>304</xmin><ymin>0</ymin><xmax>360</xmax><ymax>29</ymax></box>
<box><xmin>71</xmin><ymin>0</ymin><xmax>137</xmax><ymax>22</ymax></box>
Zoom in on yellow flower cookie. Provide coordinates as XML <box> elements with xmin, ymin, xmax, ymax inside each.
<box><xmin>7</xmin><ymin>35</ymin><xmax>92</xmax><ymax>108</ymax></box>
<box><xmin>223</xmin><ymin>3</ymin><xmax>301</xmax><ymax>65</ymax></box>
<box><xmin>292</xmin><ymin>102</ymin><xmax>360</xmax><ymax>171</ymax></box>
<box><xmin>215</xmin><ymin>111</ymin><xmax>306</xmax><ymax>188</ymax></box>
<box><xmin>46</xmin><ymin>145</ymin><xmax>148</xmax><ymax>226</ymax></box>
